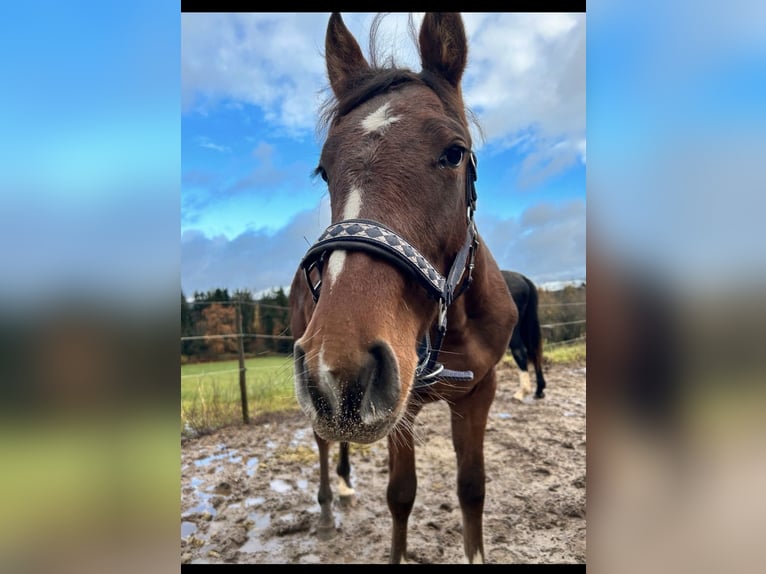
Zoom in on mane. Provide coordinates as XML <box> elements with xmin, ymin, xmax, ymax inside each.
<box><xmin>316</xmin><ymin>13</ymin><xmax>483</xmax><ymax>143</ymax></box>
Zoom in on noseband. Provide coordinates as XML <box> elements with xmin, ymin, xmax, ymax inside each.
<box><xmin>300</xmin><ymin>152</ymin><xmax>479</xmax><ymax>389</ymax></box>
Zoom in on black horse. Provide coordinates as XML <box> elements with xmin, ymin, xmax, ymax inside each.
<box><xmin>501</xmin><ymin>270</ymin><xmax>547</xmax><ymax>401</ymax></box>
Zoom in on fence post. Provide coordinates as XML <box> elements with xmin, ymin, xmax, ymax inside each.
<box><xmin>236</xmin><ymin>301</ymin><xmax>250</xmax><ymax>424</ymax></box>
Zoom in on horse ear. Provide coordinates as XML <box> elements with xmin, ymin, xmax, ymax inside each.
<box><xmin>419</xmin><ymin>13</ymin><xmax>468</xmax><ymax>88</ymax></box>
<box><xmin>325</xmin><ymin>12</ymin><xmax>370</xmax><ymax>97</ymax></box>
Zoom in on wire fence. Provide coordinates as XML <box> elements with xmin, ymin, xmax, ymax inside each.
<box><xmin>181</xmin><ymin>333</ymin><xmax>294</xmax><ymax>341</ymax></box>
<box><xmin>545</xmin><ymin>335</ymin><xmax>587</xmax><ymax>349</ymax></box>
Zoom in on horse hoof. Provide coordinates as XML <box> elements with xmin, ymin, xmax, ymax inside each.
<box><xmin>535</xmin><ymin>392</ymin><xmax>545</xmax><ymax>399</ymax></box>
<box><xmin>338</xmin><ymin>494</ymin><xmax>355</xmax><ymax>508</ymax></box>
<box><xmin>317</xmin><ymin>524</ymin><xmax>337</xmax><ymax>540</ymax></box>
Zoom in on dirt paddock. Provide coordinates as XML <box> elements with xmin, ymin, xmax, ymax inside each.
<box><xmin>180</xmin><ymin>360</ymin><xmax>586</xmax><ymax>564</ymax></box>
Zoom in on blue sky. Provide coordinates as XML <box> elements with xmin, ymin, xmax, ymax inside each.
<box><xmin>181</xmin><ymin>13</ymin><xmax>586</xmax><ymax>297</ymax></box>
<box><xmin>1</xmin><ymin>3</ymin><xmax>763</xmax><ymax>307</ymax></box>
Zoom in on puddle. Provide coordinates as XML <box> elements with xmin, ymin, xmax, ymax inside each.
<box><xmin>185</xmin><ymin>497</ymin><xmax>217</xmax><ymax>517</ymax></box>
<box><xmin>246</xmin><ymin>457</ymin><xmax>259</xmax><ymax>477</ymax></box>
<box><xmin>194</xmin><ymin>455</ymin><xmax>218</xmax><ymax>467</ymax></box>
<box><xmin>184</xmin><ymin>482</ymin><xmax>218</xmax><ymax>517</ymax></box>
<box><xmin>239</xmin><ymin>535</ymin><xmax>283</xmax><ymax>554</ymax></box>
<box><xmin>194</xmin><ymin>448</ymin><xmax>241</xmax><ymax>468</ymax></box>
<box><xmin>265</xmin><ymin>440</ymin><xmax>277</xmax><ymax>450</ymax></box>
<box><xmin>245</xmin><ymin>496</ymin><xmax>265</xmax><ymax>507</ymax></box>
<box><xmin>248</xmin><ymin>511</ymin><xmax>271</xmax><ymax>530</ymax></box>
<box><xmin>296</xmin><ymin>478</ymin><xmax>308</xmax><ymax>491</ymax></box>
<box><xmin>181</xmin><ymin>521</ymin><xmax>197</xmax><ymax>538</ymax></box>
<box><xmin>290</xmin><ymin>428</ymin><xmax>309</xmax><ymax>446</ymax></box>
<box><xmin>183</xmin><ymin>477</ymin><xmax>228</xmax><ymax>518</ymax></box>
<box><xmin>270</xmin><ymin>478</ymin><xmax>292</xmax><ymax>493</ymax></box>
<box><xmin>495</xmin><ymin>412</ymin><xmax>512</xmax><ymax>419</ymax></box>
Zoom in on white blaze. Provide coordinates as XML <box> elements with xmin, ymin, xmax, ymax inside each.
<box><xmin>326</xmin><ymin>186</ymin><xmax>363</xmax><ymax>287</ymax></box>
<box><xmin>343</xmin><ymin>186</ymin><xmax>363</xmax><ymax>220</ymax></box>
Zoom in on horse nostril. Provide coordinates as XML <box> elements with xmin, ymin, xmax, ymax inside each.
<box><xmin>294</xmin><ymin>342</ymin><xmax>334</xmax><ymax>418</ymax></box>
<box><xmin>359</xmin><ymin>341</ymin><xmax>400</xmax><ymax>420</ymax></box>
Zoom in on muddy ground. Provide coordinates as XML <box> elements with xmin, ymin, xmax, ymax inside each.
<box><xmin>180</xmin><ymin>360</ymin><xmax>586</xmax><ymax>564</ymax></box>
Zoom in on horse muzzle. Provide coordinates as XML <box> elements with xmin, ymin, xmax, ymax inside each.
<box><xmin>293</xmin><ymin>339</ymin><xmax>404</xmax><ymax>443</ymax></box>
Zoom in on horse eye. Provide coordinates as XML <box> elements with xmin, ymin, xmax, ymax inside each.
<box><xmin>439</xmin><ymin>146</ymin><xmax>465</xmax><ymax>168</ymax></box>
<box><xmin>315</xmin><ymin>166</ymin><xmax>328</xmax><ymax>183</ymax></box>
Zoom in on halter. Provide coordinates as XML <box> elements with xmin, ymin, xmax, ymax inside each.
<box><xmin>300</xmin><ymin>151</ymin><xmax>479</xmax><ymax>389</ymax></box>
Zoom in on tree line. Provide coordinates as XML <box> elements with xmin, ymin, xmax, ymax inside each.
<box><xmin>181</xmin><ymin>287</ymin><xmax>291</xmax><ymax>362</ymax></box>
<box><xmin>536</xmin><ymin>283</ymin><xmax>587</xmax><ymax>344</ymax></box>
<box><xmin>181</xmin><ymin>283</ymin><xmax>585</xmax><ymax>362</ymax></box>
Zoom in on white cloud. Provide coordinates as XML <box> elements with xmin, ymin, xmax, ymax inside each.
<box><xmin>182</xmin><ymin>13</ymin><xmax>585</xmax><ymax>155</ymax></box>
<box><xmin>463</xmin><ymin>13</ymin><xmax>586</xmax><ymax>179</ymax></box>
<box><xmin>195</xmin><ymin>136</ymin><xmax>230</xmax><ymax>153</ymax></box>
<box><xmin>479</xmin><ymin>199</ymin><xmax>586</xmax><ymax>285</ymax></box>
<box><xmin>182</xmin><ymin>13</ymin><xmax>329</xmax><ymax>135</ymax></box>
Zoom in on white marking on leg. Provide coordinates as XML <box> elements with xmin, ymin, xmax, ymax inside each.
<box><xmin>513</xmin><ymin>371</ymin><xmax>530</xmax><ymax>401</ymax></box>
<box><xmin>361</xmin><ymin>101</ymin><xmax>399</xmax><ymax>134</ymax></box>
<box><xmin>521</xmin><ymin>370</ymin><xmax>532</xmax><ymax>394</ymax></box>
<box><xmin>337</xmin><ymin>476</ymin><xmax>356</xmax><ymax>498</ymax></box>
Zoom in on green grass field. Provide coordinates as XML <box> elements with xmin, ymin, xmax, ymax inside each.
<box><xmin>544</xmin><ymin>340</ymin><xmax>586</xmax><ymax>364</ymax></box>
<box><xmin>181</xmin><ymin>355</ymin><xmax>297</xmax><ymax>436</ymax></box>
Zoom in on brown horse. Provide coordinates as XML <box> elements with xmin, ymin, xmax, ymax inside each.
<box><xmin>289</xmin><ymin>13</ymin><xmax>516</xmax><ymax>564</ymax></box>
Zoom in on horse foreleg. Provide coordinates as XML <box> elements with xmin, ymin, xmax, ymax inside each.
<box><xmin>450</xmin><ymin>370</ymin><xmax>497</xmax><ymax>564</ymax></box>
<box><xmin>314</xmin><ymin>431</ymin><xmax>336</xmax><ymax>540</ymax></box>
<box><xmin>386</xmin><ymin>417</ymin><xmax>417</xmax><ymax>564</ymax></box>
<box><xmin>336</xmin><ymin>441</ymin><xmax>355</xmax><ymax>506</ymax></box>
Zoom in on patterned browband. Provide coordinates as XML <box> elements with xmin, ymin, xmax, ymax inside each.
<box><xmin>302</xmin><ymin>219</ymin><xmax>446</xmax><ymax>303</ymax></box>
<box><xmin>301</xmin><ymin>150</ymin><xmax>478</xmax><ymax>306</ymax></box>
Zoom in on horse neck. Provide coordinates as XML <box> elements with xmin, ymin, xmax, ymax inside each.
<box><xmin>448</xmin><ymin>236</ymin><xmax>512</xmax><ymax>329</ymax></box>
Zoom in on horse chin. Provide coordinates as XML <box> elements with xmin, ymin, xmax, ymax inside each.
<box><xmin>311</xmin><ymin>415</ymin><xmax>399</xmax><ymax>445</ymax></box>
